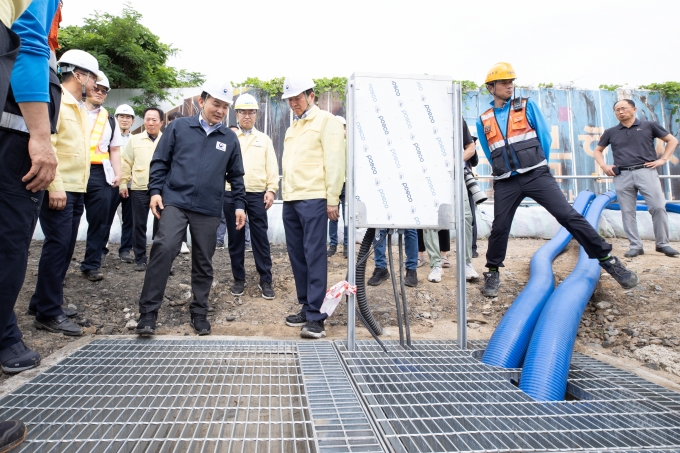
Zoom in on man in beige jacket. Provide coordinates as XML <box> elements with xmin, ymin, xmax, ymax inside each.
<box><xmin>280</xmin><ymin>77</ymin><xmax>345</xmax><ymax>339</ymax></box>
<box><xmin>28</xmin><ymin>50</ymin><xmax>100</xmax><ymax>337</ymax></box>
<box><xmin>119</xmin><ymin>107</ymin><xmax>163</xmax><ymax>271</ymax></box>
<box><xmin>226</xmin><ymin>93</ymin><xmax>279</xmax><ymax>300</ymax></box>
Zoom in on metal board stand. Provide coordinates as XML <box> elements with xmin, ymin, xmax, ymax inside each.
<box><xmin>346</xmin><ymin>74</ymin><xmax>467</xmax><ymax>350</ymax></box>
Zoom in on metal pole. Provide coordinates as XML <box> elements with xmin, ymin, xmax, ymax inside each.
<box><xmin>346</xmin><ymin>78</ymin><xmax>356</xmax><ymax>351</ymax></box>
<box><xmin>452</xmin><ymin>83</ymin><xmax>467</xmax><ymax>350</ymax></box>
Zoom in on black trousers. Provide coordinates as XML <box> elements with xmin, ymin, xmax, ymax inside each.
<box><xmin>138</xmin><ymin>206</ymin><xmax>219</xmax><ymax>316</ymax></box>
<box><xmin>283</xmin><ymin>199</ymin><xmax>328</xmax><ymax>322</ymax></box>
<box><xmin>468</xmin><ymin>188</ymin><xmax>478</xmax><ymax>253</ymax></box>
<box><xmin>130</xmin><ymin>190</ymin><xmax>155</xmax><ymax>265</ymax></box>
<box><xmin>103</xmin><ymin>187</ymin><xmax>133</xmax><ymax>255</ymax></box>
<box><xmin>417</xmin><ymin>229</ymin><xmax>451</xmax><ymax>253</ymax></box>
<box><xmin>223</xmin><ymin>191</ymin><xmax>273</xmax><ymax>283</ymax></box>
<box><xmin>29</xmin><ymin>192</ymin><xmax>85</xmax><ymax>320</ymax></box>
<box><xmin>0</xmin><ymin>131</ymin><xmax>44</xmax><ymax>349</ymax></box>
<box><xmin>80</xmin><ymin>165</ymin><xmax>111</xmax><ymax>272</ymax></box>
<box><xmin>486</xmin><ymin>166</ymin><xmax>612</xmax><ymax>269</ymax></box>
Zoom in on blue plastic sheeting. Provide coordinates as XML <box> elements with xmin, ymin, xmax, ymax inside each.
<box><xmin>606</xmin><ymin>202</ymin><xmax>680</xmax><ymax>214</ymax></box>
<box><xmin>519</xmin><ymin>190</ymin><xmax>616</xmax><ymax>401</ymax></box>
<box><xmin>462</xmin><ymin>88</ymin><xmax>679</xmax><ymax>203</ymax></box>
<box><xmin>481</xmin><ymin>191</ymin><xmax>595</xmax><ymax>369</ymax></box>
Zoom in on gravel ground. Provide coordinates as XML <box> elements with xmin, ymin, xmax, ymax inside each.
<box><xmin>4</xmin><ymin>236</ymin><xmax>680</xmax><ymax>389</ymax></box>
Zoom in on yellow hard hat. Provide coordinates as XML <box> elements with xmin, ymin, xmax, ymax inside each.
<box><xmin>485</xmin><ymin>62</ymin><xmax>516</xmax><ymax>84</ymax></box>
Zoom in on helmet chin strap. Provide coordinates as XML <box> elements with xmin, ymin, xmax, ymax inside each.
<box><xmin>75</xmin><ymin>72</ymin><xmax>90</xmax><ymax>103</ymax></box>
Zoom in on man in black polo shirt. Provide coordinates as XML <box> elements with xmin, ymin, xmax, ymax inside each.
<box><xmin>594</xmin><ymin>99</ymin><xmax>679</xmax><ymax>257</ymax></box>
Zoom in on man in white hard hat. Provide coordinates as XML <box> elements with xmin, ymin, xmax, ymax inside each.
<box><xmin>225</xmin><ymin>93</ymin><xmax>278</xmax><ymax>299</ymax></box>
<box><xmin>281</xmin><ymin>76</ymin><xmax>345</xmax><ymax>339</ymax></box>
<box><xmin>0</xmin><ymin>0</ymin><xmax>60</xmax><ymax>378</ymax></box>
<box><xmin>79</xmin><ymin>70</ymin><xmax>123</xmax><ymax>281</ymax></box>
<box><xmin>102</xmin><ymin>103</ymin><xmax>135</xmax><ymax>263</ymax></box>
<box><xmin>119</xmin><ymin>107</ymin><xmax>164</xmax><ymax>271</ymax></box>
<box><xmin>28</xmin><ymin>49</ymin><xmax>101</xmax><ymax>337</ymax></box>
<box><xmin>135</xmin><ymin>81</ymin><xmax>246</xmax><ymax>337</ymax></box>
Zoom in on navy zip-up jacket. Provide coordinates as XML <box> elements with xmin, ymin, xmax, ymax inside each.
<box><xmin>148</xmin><ymin>114</ymin><xmax>246</xmax><ymax>217</ymax></box>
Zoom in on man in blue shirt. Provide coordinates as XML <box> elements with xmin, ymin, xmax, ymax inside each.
<box><xmin>475</xmin><ymin>62</ymin><xmax>638</xmax><ymax>297</ymax></box>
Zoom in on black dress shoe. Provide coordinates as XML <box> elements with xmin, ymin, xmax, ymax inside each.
<box><xmin>26</xmin><ymin>306</ymin><xmax>78</xmax><ymax>318</ymax></box>
<box><xmin>190</xmin><ymin>315</ymin><xmax>211</xmax><ymax>335</ymax></box>
<box><xmin>82</xmin><ymin>269</ymin><xmax>104</xmax><ymax>281</ymax></box>
<box><xmin>624</xmin><ymin>248</ymin><xmax>644</xmax><ymax>258</ymax></box>
<box><xmin>33</xmin><ymin>314</ymin><xmax>83</xmax><ymax>336</ymax></box>
<box><xmin>656</xmin><ymin>245</ymin><xmax>679</xmax><ymax>257</ymax></box>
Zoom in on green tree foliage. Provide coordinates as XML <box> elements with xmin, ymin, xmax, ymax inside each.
<box><xmin>58</xmin><ymin>4</ymin><xmax>204</xmax><ymax>113</ymax></box>
<box><xmin>598</xmin><ymin>84</ymin><xmax>622</xmax><ymax>91</ymax></box>
<box><xmin>453</xmin><ymin>80</ymin><xmax>479</xmax><ymax>93</ymax></box>
<box><xmin>639</xmin><ymin>82</ymin><xmax>680</xmax><ymax>121</ymax></box>
<box><xmin>232</xmin><ymin>77</ymin><xmax>348</xmax><ymax>99</ymax></box>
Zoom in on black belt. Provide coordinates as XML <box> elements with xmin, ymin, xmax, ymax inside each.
<box><xmin>618</xmin><ymin>164</ymin><xmax>646</xmax><ymax>171</ymax></box>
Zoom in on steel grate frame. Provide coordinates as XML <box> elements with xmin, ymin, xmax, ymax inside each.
<box><xmin>0</xmin><ymin>339</ymin><xmax>318</xmax><ymax>453</ymax></box>
<box><xmin>297</xmin><ymin>342</ymin><xmax>385</xmax><ymax>453</ymax></box>
<box><xmin>337</xmin><ymin>340</ymin><xmax>680</xmax><ymax>453</ymax></box>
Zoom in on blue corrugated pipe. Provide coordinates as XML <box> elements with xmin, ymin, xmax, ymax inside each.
<box><xmin>519</xmin><ymin>190</ymin><xmax>616</xmax><ymax>401</ymax></box>
<box><xmin>481</xmin><ymin>191</ymin><xmax>596</xmax><ymax>368</ymax></box>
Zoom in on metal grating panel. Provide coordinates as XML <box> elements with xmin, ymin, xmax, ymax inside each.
<box><xmin>570</xmin><ymin>352</ymin><xmax>680</xmax><ymax>411</ymax></box>
<box><xmin>337</xmin><ymin>340</ymin><xmax>680</xmax><ymax>453</ymax></box>
<box><xmin>0</xmin><ymin>339</ymin><xmax>318</xmax><ymax>453</ymax></box>
<box><xmin>297</xmin><ymin>342</ymin><xmax>385</xmax><ymax>453</ymax></box>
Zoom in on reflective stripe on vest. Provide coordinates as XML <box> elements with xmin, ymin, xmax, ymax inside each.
<box><xmin>481</xmin><ymin>98</ymin><xmax>545</xmax><ymax>177</ymax></box>
<box><xmin>89</xmin><ymin>108</ymin><xmax>109</xmax><ymax>164</ymax></box>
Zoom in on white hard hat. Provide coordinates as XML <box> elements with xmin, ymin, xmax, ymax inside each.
<box><xmin>115</xmin><ymin>104</ymin><xmax>135</xmax><ymax>117</ymax></box>
<box><xmin>97</xmin><ymin>71</ymin><xmax>110</xmax><ymax>90</ymax></box>
<box><xmin>281</xmin><ymin>76</ymin><xmax>315</xmax><ymax>99</ymax></box>
<box><xmin>335</xmin><ymin>115</ymin><xmax>346</xmax><ymax>125</ymax></box>
<box><xmin>57</xmin><ymin>49</ymin><xmax>100</xmax><ymax>76</ymax></box>
<box><xmin>234</xmin><ymin>93</ymin><xmax>259</xmax><ymax>110</ymax></box>
<box><xmin>202</xmin><ymin>80</ymin><xmax>234</xmax><ymax>105</ymax></box>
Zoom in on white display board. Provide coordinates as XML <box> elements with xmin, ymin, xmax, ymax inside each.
<box><xmin>349</xmin><ymin>73</ymin><xmax>455</xmax><ymax>228</ymax></box>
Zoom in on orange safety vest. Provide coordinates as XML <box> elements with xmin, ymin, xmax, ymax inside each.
<box><xmin>89</xmin><ymin>108</ymin><xmax>110</xmax><ymax>164</ymax></box>
<box><xmin>480</xmin><ymin>98</ymin><xmax>545</xmax><ymax>177</ymax></box>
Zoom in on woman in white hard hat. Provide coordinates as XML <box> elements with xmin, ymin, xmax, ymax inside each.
<box><xmin>135</xmin><ymin>80</ymin><xmax>247</xmax><ymax>337</ymax></box>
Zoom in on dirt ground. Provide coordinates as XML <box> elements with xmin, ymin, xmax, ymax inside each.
<box><xmin>5</xmin><ymin>237</ymin><xmax>680</xmax><ymax>388</ymax></box>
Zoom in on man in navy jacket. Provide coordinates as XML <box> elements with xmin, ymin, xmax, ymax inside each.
<box><xmin>136</xmin><ymin>81</ymin><xmax>246</xmax><ymax>336</ymax></box>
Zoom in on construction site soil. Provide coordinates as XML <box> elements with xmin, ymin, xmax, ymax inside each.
<box><xmin>4</xmin><ymin>237</ymin><xmax>680</xmax><ymax>390</ymax></box>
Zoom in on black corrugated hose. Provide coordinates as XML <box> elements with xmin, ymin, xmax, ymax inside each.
<box><xmin>354</xmin><ymin>228</ymin><xmax>384</xmax><ymax>336</ymax></box>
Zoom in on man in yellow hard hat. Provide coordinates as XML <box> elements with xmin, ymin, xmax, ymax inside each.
<box><xmin>225</xmin><ymin>93</ymin><xmax>278</xmax><ymax>299</ymax></box>
<box><xmin>280</xmin><ymin>76</ymin><xmax>345</xmax><ymax>339</ymax></box>
<box><xmin>476</xmin><ymin>62</ymin><xmax>638</xmax><ymax>297</ymax></box>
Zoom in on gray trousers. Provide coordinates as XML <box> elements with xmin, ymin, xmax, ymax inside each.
<box><xmin>613</xmin><ymin>167</ymin><xmax>669</xmax><ymax>249</ymax></box>
<box><xmin>138</xmin><ymin>205</ymin><xmax>220</xmax><ymax>316</ymax></box>
<box><xmin>423</xmin><ymin>190</ymin><xmax>473</xmax><ymax>268</ymax></box>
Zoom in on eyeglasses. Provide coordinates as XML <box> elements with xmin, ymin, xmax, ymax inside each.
<box><xmin>614</xmin><ymin>107</ymin><xmax>631</xmax><ymax>113</ymax></box>
<box><xmin>93</xmin><ymin>86</ymin><xmax>109</xmax><ymax>94</ymax></box>
<box><xmin>238</xmin><ymin>110</ymin><xmax>257</xmax><ymax>117</ymax></box>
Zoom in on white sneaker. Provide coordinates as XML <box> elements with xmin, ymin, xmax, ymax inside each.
<box><xmin>180</xmin><ymin>242</ymin><xmax>190</xmax><ymax>254</ymax></box>
<box><xmin>428</xmin><ymin>266</ymin><xmax>442</xmax><ymax>283</ymax></box>
<box><xmin>465</xmin><ymin>263</ymin><xmax>479</xmax><ymax>280</ymax></box>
